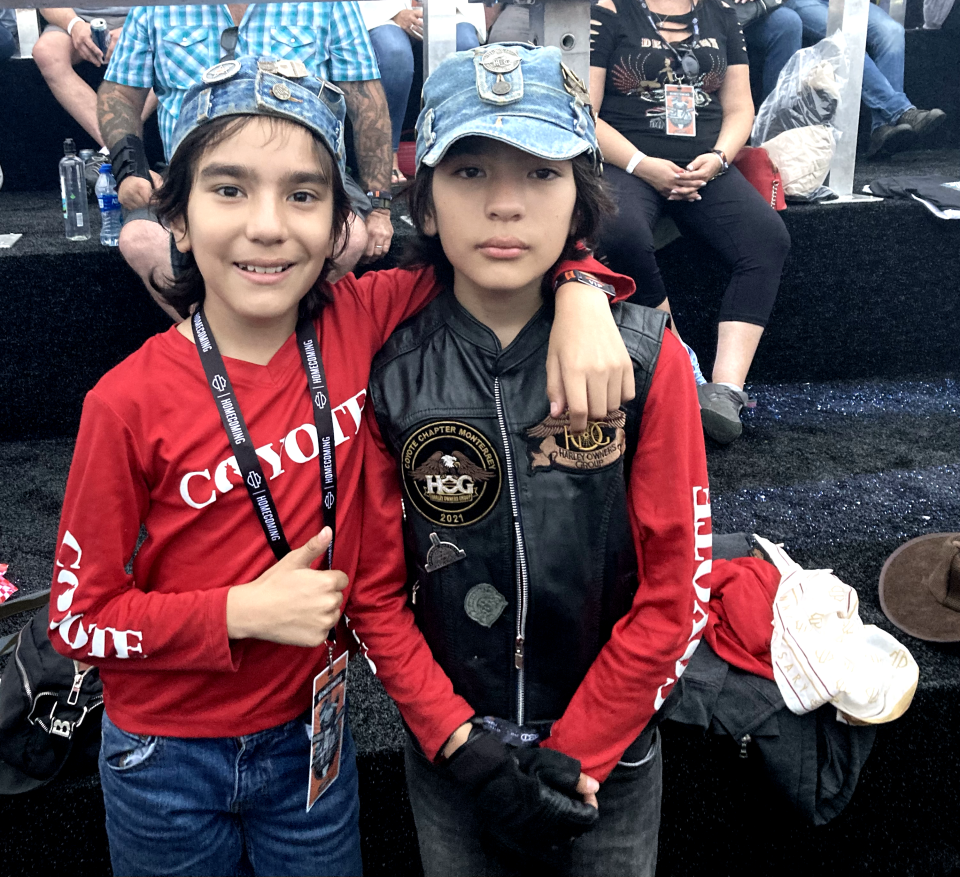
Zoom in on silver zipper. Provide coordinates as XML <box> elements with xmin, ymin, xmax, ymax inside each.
<box><xmin>14</xmin><ymin>629</ymin><xmax>32</xmax><ymax>701</ymax></box>
<box><xmin>68</xmin><ymin>661</ymin><xmax>93</xmax><ymax>706</ymax></box>
<box><xmin>493</xmin><ymin>378</ymin><xmax>529</xmax><ymax>725</ymax></box>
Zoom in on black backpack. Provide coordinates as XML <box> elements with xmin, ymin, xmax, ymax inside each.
<box><xmin>0</xmin><ymin>589</ymin><xmax>103</xmax><ymax>794</ymax></box>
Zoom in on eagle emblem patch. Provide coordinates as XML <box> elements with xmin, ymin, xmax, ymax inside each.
<box><xmin>401</xmin><ymin>421</ymin><xmax>502</xmax><ymax>527</ymax></box>
<box><xmin>526</xmin><ymin>410</ymin><xmax>626</xmax><ymax>473</ymax></box>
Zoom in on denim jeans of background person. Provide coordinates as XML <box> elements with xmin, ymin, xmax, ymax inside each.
<box><xmin>784</xmin><ymin>0</ymin><xmax>946</xmax><ymax>156</ymax></box>
<box><xmin>743</xmin><ymin>5</ymin><xmax>803</xmax><ymax>101</ymax></box>
<box><xmin>358</xmin><ymin>1</ymin><xmax>483</xmax><ymax>182</ymax></box>
<box><xmin>99</xmin><ymin>713</ymin><xmax>362</xmax><ymax>876</ymax></box>
<box><xmin>0</xmin><ymin>9</ymin><xmax>16</xmax><ymax>63</ymax></box>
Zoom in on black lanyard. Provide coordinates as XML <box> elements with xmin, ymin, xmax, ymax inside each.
<box><xmin>192</xmin><ymin>309</ymin><xmax>337</xmax><ymax>567</ymax></box>
<box><xmin>637</xmin><ymin>0</ymin><xmax>701</xmax><ymax>82</ymax></box>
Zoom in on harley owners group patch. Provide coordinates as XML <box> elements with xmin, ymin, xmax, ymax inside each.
<box><xmin>526</xmin><ymin>411</ymin><xmax>626</xmax><ymax>472</ymax></box>
<box><xmin>402</xmin><ymin>421</ymin><xmax>502</xmax><ymax>527</ymax></box>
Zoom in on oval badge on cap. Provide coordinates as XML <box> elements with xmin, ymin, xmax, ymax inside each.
<box><xmin>202</xmin><ymin>59</ymin><xmax>241</xmax><ymax>84</ymax></box>
<box><xmin>480</xmin><ymin>46</ymin><xmax>521</xmax><ymax>75</ymax></box>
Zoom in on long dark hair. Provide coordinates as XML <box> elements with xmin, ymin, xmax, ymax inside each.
<box><xmin>402</xmin><ymin>137</ymin><xmax>615</xmax><ymax>294</ymax></box>
<box><xmin>152</xmin><ymin>114</ymin><xmax>352</xmax><ymax>320</ymax></box>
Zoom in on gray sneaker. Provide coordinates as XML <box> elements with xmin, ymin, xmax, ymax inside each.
<box><xmin>897</xmin><ymin>107</ymin><xmax>946</xmax><ymax>139</ymax></box>
<box><xmin>865</xmin><ymin>122</ymin><xmax>918</xmax><ymax>159</ymax></box>
<box><xmin>698</xmin><ymin>383</ymin><xmax>750</xmax><ymax>444</ymax></box>
<box><xmin>84</xmin><ymin>153</ymin><xmax>107</xmax><ymax>195</ymax></box>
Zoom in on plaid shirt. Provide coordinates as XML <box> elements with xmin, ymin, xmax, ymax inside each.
<box><xmin>106</xmin><ymin>3</ymin><xmax>380</xmax><ymax>160</ymax></box>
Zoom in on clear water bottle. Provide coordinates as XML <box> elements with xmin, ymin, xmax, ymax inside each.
<box><xmin>59</xmin><ymin>138</ymin><xmax>91</xmax><ymax>241</ymax></box>
<box><xmin>95</xmin><ymin>163</ymin><xmax>122</xmax><ymax>247</ymax></box>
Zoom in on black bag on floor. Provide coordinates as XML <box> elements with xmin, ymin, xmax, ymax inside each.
<box><xmin>0</xmin><ymin>589</ymin><xmax>103</xmax><ymax>794</ymax></box>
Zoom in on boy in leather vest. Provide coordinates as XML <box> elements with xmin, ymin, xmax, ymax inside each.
<box><xmin>347</xmin><ymin>44</ymin><xmax>713</xmax><ymax>876</ymax></box>
<box><xmin>48</xmin><ymin>53</ymin><xmax>637</xmax><ymax>876</ymax></box>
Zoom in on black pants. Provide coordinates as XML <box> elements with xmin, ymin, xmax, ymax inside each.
<box><xmin>404</xmin><ymin>729</ymin><xmax>662</xmax><ymax>877</ymax></box>
<box><xmin>599</xmin><ymin>164</ymin><xmax>791</xmax><ymax>328</ymax></box>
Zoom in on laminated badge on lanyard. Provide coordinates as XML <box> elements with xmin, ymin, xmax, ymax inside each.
<box><xmin>190</xmin><ymin>309</ymin><xmax>345</xmax><ymax>810</ymax></box>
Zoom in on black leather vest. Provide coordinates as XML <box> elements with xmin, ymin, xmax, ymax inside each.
<box><xmin>369</xmin><ymin>289</ymin><xmax>667</xmax><ymax>725</ymax></box>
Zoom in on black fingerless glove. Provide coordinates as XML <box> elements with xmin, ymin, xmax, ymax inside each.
<box><xmin>109</xmin><ymin>134</ymin><xmax>153</xmax><ymax>188</ymax></box>
<box><xmin>445</xmin><ymin>728</ymin><xmax>599</xmax><ymax>863</ymax></box>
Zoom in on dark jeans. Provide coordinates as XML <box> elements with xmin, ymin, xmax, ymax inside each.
<box><xmin>368</xmin><ymin>22</ymin><xmax>480</xmax><ymax>151</ymax></box>
<box><xmin>404</xmin><ymin>728</ymin><xmax>662</xmax><ymax>877</ymax></box>
<box><xmin>0</xmin><ymin>24</ymin><xmax>15</xmax><ymax>63</ymax></box>
<box><xmin>744</xmin><ymin>6</ymin><xmax>803</xmax><ymax>101</ymax></box>
<box><xmin>599</xmin><ymin>164</ymin><xmax>790</xmax><ymax>328</ymax></box>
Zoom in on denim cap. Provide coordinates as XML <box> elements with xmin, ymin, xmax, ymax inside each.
<box><xmin>169</xmin><ymin>55</ymin><xmax>346</xmax><ymax>176</ymax></box>
<box><xmin>416</xmin><ymin>43</ymin><xmax>600</xmax><ymax>173</ymax></box>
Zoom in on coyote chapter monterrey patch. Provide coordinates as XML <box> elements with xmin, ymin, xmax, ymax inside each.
<box><xmin>402</xmin><ymin>421</ymin><xmax>502</xmax><ymax>527</ymax></box>
<box><xmin>526</xmin><ymin>411</ymin><xmax>627</xmax><ymax>473</ymax></box>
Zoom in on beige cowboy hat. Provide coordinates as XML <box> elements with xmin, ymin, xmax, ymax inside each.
<box><xmin>879</xmin><ymin>533</ymin><xmax>960</xmax><ymax>642</ymax></box>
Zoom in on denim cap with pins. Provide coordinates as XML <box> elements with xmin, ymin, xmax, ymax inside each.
<box><xmin>169</xmin><ymin>55</ymin><xmax>347</xmax><ymax>177</ymax></box>
<box><xmin>416</xmin><ymin>43</ymin><xmax>600</xmax><ymax>174</ymax></box>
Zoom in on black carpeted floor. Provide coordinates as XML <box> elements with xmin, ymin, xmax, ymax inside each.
<box><xmin>2</xmin><ymin>373</ymin><xmax>958</xmax><ymax>876</ymax></box>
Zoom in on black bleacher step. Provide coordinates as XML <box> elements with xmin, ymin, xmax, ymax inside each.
<box><xmin>3</xmin><ymin>161</ymin><xmax>960</xmax><ymax>443</ymax></box>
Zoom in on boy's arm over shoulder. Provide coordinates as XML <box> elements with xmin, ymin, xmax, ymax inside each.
<box><xmin>344</xmin><ymin>407</ymin><xmax>475</xmax><ymax>759</ymax></box>
<box><xmin>542</xmin><ymin>331</ymin><xmax>711</xmax><ymax>780</ymax></box>
<box><xmin>49</xmin><ymin>391</ymin><xmax>240</xmax><ymax>673</ymax></box>
<box><xmin>550</xmin><ymin>254</ymin><xmax>637</xmax><ymax>430</ymax></box>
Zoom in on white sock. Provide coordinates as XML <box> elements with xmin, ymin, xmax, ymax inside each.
<box><xmin>99</xmin><ymin>145</ymin><xmax>109</xmax><ymax>155</ymax></box>
<box><xmin>716</xmin><ymin>381</ymin><xmax>743</xmax><ymax>392</ymax></box>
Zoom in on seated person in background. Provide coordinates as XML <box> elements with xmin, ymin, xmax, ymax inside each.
<box><xmin>0</xmin><ymin>9</ymin><xmax>17</xmax><ymax>63</ymax></box>
<box><xmin>358</xmin><ymin>1</ymin><xmax>484</xmax><ymax>184</ymax></box>
<box><xmin>591</xmin><ymin>0</ymin><xmax>790</xmax><ymax>445</ymax></box>
<box><xmin>97</xmin><ymin>2</ymin><xmax>393</xmax><ymax>321</ymax></box>
<box><xmin>783</xmin><ymin>0</ymin><xmax>945</xmax><ymax>157</ymax></box>
<box><xmin>33</xmin><ymin>8</ymin><xmax>142</xmax><ymax>172</ymax></box>
<box><xmin>738</xmin><ymin>1</ymin><xmax>803</xmax><ymax>102</ymax></box>
<box><xmin>485</xmin><ymin>0</ymin><xmax>537</xmax><ymax>44</ymax></box>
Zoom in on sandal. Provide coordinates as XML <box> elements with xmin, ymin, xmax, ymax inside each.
<box><xmin>391</xmin><ymin>167</ymin><xmax>408</xmax><ymax>185</ymax></box>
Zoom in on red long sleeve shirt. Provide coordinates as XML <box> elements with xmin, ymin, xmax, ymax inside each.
<box><xmin>49</xmin><ymin>260</ymin><xmax>632</xmax><ymax>738</ymax></box>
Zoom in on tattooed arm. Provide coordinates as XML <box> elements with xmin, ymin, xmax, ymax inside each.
<box><xmin>97</xmin><ymin>80</ymin><xmax>160</xmax><ymax>210</ymax></box>
<box><xmin>336</xmin><ymin>78</ymin><xmax>394</xmax><ymax>259</ymax></box>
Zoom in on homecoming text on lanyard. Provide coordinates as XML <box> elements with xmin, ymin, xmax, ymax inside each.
<box><xmin>192</xmin><ymin>309</ymin><xmax>337</xmax><ymax>568</ymax></box>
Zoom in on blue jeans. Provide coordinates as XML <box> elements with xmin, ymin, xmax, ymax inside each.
<box><xmin>404</xmin><ymin>728</ymin><xmax>662</xmax><ymax>876</ymax></box>
<box><xmin>368</xmin><ymin>22</ymin><xmax>480</xmax><ymax>151</ymax></box>
<box><xmin>783</xmin><ymin>0</ymin><xmax>912</xmax><ymax>129</ymax></box>
<box><xmin>744</xmin><ymin>7</ymin><xmax>803</xmax><ymax>101</ymax></box>
<box><xmin>99</xmin><ymin>711</ymin><xmax>362</xmax><ymax>876</ymax></box>
<box><xmin>0</xmin><ymin>23</ymin><xmax>15</xmax><ymax>62</ymax></box>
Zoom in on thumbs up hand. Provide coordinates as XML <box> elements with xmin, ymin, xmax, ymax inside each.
<box><xmin>226</xmin><ymin>528</ymin><xmax>349</xmax><ymax>646</ymax></box>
